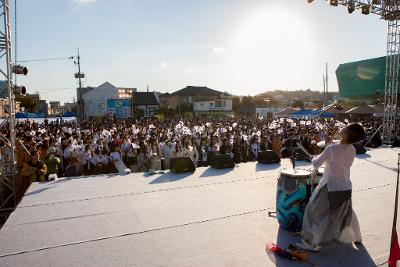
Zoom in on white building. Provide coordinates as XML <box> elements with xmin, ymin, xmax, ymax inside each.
<box><xmin>81</xmin><ymin>82</ymin><xmax>158</xmax><ymax>118</ymax></box>
<box><xmin>82</xmin><ymin>82</ymin><xmax>118</xmax><ymax>118</ymax></box>
<box><xmin>193</xmin><ymin>98</ymin><xmax>233</xmax><ymax>117</ymax></box>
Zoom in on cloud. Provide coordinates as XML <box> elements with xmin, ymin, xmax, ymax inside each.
<box><xmin>213</xmin><ymin>47</ymin><xmax>225</xmax><ymax>55</ymax></box>
<box><xmin>73</xmin><ymin>0</ymin><xmax>96</xmax><ymax>5</ymax></box>
<box><xmin>160</xmin><ymin>62</ymin><xmax>168</xmax><ymax>68</ymax></box>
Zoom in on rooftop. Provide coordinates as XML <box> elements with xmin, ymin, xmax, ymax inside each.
<box><xmin>134</xmin><ymin>91</ymin><xmax>160</xmax><ymax>106</ymax></box>
<box><xmin>170</xmin><ymin>86</ymin><xmax>225</xmax><ymax>97</ymax></box>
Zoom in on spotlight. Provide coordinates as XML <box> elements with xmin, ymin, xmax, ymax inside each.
<box><xmin>307</xmin><ymin>0</ymin><xmax>314</xmax><ymax>3</ymax></box>
<box><xmin>328</xmin><ymin>0</ymin><xmax>338</xmax><ymax>6</ymax></box>
<box><xmin>12</xmin><ymin>65</ymin><xmax>28</xmax><ymax>75</ymax></box>
<box><xmin>361</xmin><ymin>5</ymin><xmax>370</xmax><ymax>15</ymax></box>
<box><xmin>13</xmin><ymin>85</ymin><xmax>26</xmax><ymax>96</ymax></box>
<box><xmin>347</xmin><ymin>3</ymin><xmax>355</xmax><ymax>13</ymax></box>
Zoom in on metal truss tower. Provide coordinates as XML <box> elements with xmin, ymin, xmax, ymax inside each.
<box><xmin>0</xmin><ymin>0</ymin><xmax>16</xmax><ymax>223</ymax></box>
<box><xmin>383</xmin><ymin>2</ymin><xmax>400</xmax><ymax>144</ymax></box>
<box><xmin>311</xmin><ymin>0</ymin><xmax>400</xmax><ymax>144</ymax></box>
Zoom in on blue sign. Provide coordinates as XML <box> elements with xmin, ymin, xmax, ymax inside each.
<box><xmin>107</xmin><ymin>99</ymin><xmax>131</xmax><ymax>118</ymax></box>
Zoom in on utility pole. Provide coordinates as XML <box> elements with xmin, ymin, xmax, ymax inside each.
<box><xmin>77</xmin><ymin>49</ymin><xmax>83</xmax><ymax>119</ymax></box>
<box><xmin>325</xmin><ymin>63</ymin><xmax>329</xmax><ymax>106</ymax></box>
<box><xmin>71</xmin><ymin>49</ymin><xmax>84</xmax><ymax>120</ymax></box>
<box><xmin>323</xmin><ymin>74</ymin><xmax>326</xmax><ymax>108</ymax></box>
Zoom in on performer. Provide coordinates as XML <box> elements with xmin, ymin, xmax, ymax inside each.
<box><xmin>297</xmin><ymin>123</ymin><xmax>365</xmax><ymax>252</ymax></box>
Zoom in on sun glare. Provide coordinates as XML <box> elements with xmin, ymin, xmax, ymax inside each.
<box><xmin>229</xmin><ymin>7</ymin><xmax>314</xmax><ymax>89</ymax></box>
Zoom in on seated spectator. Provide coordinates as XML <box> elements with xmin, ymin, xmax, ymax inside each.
<box><xmin>64</xmin><ymin>157</ymin><xmax>82</xmax><ymax>177</ymax></box>
<box><xmin>44</xmin><ymin>147</ymin><xmax>61</xmax><ymax>180</ymax></box>
<box><xmin>21</xmin><ymin>149</ymin><xmax>48</xmax><ymax>183</ymax></box>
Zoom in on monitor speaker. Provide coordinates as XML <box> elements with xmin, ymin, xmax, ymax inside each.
<box><xmin>170</xmin><ymin>157</ymin><xmax>196</xmax><ymax>173</ymax></box>
<box><xmin>210</xmin><ymin>154</ymin><xmax>235</xmax><ymax>169</ymax></box>
<box><xmin>258</xmin><ymin>150</ymin><xmax>281</xmax><ymax>164</ymax></box>
<box><xmin>353</xmin><ymin>143</ymin><xmax>366</xmax><ymax>154</ymax></box>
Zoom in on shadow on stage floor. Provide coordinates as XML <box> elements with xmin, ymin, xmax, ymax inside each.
<box><xmin>267</xmin><ymin>228</ymin><xmax>376</xmax><ymax>267</ymax></box>
<box><xmin>149</xmin><ymin>172</ymin><xmax>193</xmax><ymax>184</ymax></box>
<box><xmin>255</xmin><ymin>163</ymin><xmax>281</xmax><ymax>172</ymax></box>
<box><xmin>199</xmin><ymin>166</ymin><xmax>234</xmax><ymax>177</ymax></box>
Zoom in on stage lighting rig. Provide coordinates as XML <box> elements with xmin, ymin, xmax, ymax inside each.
<box><xmin>11</xmin><ymin>64</ymin><xmax>27</xmax><ymax>75</ymax></box>
<box><xmin>361</xmin><ymin>4</ymin><xmax>370</xmax><ymax>15</ymax></box>
<box><xmin>347</xmin><ymin>2</ymin><xmax>355</xmax><ymax>13</ymax></box>
<box><xmin>328</xmin><ymin>0</ymin><xmax>338</xmax><ymax>6</ymax></box>
<box><xmin>12</xmin><ymin>85</ymin><xmax>26</xmax><ymax>96</ymax></box>
<box><xmin>305</xmin><ymin>0</ymin><xmax>400</xmax><ymax>145</ymax></box>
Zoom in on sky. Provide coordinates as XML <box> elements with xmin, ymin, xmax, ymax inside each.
<box><xmin>13</xmin><ymin>0</ymin><xmax>387</xmax><ymax>103</ymax></box>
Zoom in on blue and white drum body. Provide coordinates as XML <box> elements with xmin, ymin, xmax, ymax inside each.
<box><xmin>276</xmin><ymin>168</ymin><xmax>312</xmax><ymax>232</ymax></box>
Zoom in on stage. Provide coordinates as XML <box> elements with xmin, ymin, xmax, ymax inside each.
<box><xmin>0</xmin><ymin>147</ymin><xmax>398</xmax><ymax>266</ymax></box>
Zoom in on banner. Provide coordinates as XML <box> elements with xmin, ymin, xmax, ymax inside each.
<box><xmin>107</xmin><ymin>99</ymin><xmax>131</xmax><ymax>119</ymax></box>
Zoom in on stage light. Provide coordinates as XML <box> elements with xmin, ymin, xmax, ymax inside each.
<box><xmin>328</xmin><ymin>0</ymin><xmax>338</xmax><ymax>6</ymax></box>
<box><xmin>12</xmin><ymin>65</ymin><xmax>28</xmax><ymax>75</ymax></box>
<box><xmin>13</xmin><ymin>85</ymin><xmax>26</xmax><ymax>96</ymax></box>
<box><xmin>347</xmin><ymin>3</ymin><xmax>355</xmax><ymax>13</ymax></box>
<box><xmin>361</xmin><ymin>5</ymin><xmax>370</xmax><ymax>15</ymax></box>
<box><xmin>306</xmin><ymin>0</ymin><xmax>314</xmax><ymax>3</ymax></box>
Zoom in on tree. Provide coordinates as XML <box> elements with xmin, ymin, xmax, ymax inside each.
<box><xmin>156</xmin><ymin>107</ymin><xmax>175</xmax><ymax>119</ymax></box>
<box><xmin>241</xmin><ymin>96</ymin><xmax>254</xmax><ymax>107</ymax></box>
<box><xmin>232</xmin><ymin>97</ymin><xmax>241</xmax><ymax>112</ymax></box>
<box><xmin>15</xmin><ymin>95</ymin><xmax>37</xmax><ymax>112</ymax></box>
<box><xmin>291</xmin><ymin>100</ymin><xmax>305</xmax><ymax>109</ymax></box>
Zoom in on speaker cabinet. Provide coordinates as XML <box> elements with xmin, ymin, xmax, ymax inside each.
<box><xmin>170</xmin><ymin>157</ymin><xmax>196</xmax><ymax>173</ymax></box>
<box><xmin>210</xmin><ymin>154</ymin><xmax>235</xmax><ymax>169</ymax></box>
<box><xmin>258</xmin><ymin>150</ymin><xmax>281</xmax><ymax>164</ymax></box>
<box><xmin>353</xmin><ymin>143</ymin><xmax>366</xmax><ymax>154</ymax></box>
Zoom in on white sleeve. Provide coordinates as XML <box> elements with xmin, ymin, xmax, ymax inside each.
<box><xmin>312</xmin><ymin>146</ymin><xmax>332</xmax><ymax>169</ymax></box>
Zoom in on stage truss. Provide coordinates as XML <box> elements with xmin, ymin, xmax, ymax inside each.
<box><xmin>0</xmin><ymin>0</ymin><xmax>16</xmax><ymax>224</ymax></box>
<box><xmin>316</xmin><ymin>0</ymin><xmax>400</xmax><ymax>144</ymax></box>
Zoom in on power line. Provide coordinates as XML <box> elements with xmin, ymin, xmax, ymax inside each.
<box><xmin>18</xmin><ymin>57</ymin><xmax>70</xmax><ymax>63</ymax></box>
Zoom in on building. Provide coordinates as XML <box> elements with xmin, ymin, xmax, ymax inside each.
<box><xmin>27</xmin><ymin>93</ymin><xmax>40</xmax><ymax>112</ymax></box>
<box><xmin>134</xmin><ymin>92</ymin><xmax>160</xmax><ymax>117</ymax></box>
<box><xmin>81</xmin><ymin>82</ymin><xmax>156</xmax><ymax>118</ymax></box>
<box><xmin>37</xmin><ymin>100</ymin><xmax>48</xmax><ymax>116</ymax></box>
<box><xmin>49</xmin><ymin>101</ymin><xmax>61</xmax><ymax>116</ymax></box>
<box><xmin>193</xmin><ymin>98</ymin><xmax>233</xmax><ymax>117</ymax></box>
<box><xmin>159</xmin><ymin>86</ymin><xmax>228</xmax><ymax>110</ymax></box>
<box><xmin>81</xmin><ymin>82</ymin><xmax>119</xmax><ymax>117</ymax></box>
<box><xmin>0</xmin><ymin>98</ymin><xmax>21</xmax><ymax>117</ymax></box>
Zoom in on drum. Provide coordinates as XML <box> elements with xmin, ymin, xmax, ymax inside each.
<box><xmin>276</xmin><ymin>168</ymin><xmax>312</xmax><ymax>232</ymax></box>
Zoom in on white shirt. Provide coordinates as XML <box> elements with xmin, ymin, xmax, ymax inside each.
<box><xmin>312</xmin><ymin>143</ymin><xmax>356</xmax><ymax>192</ymax></box>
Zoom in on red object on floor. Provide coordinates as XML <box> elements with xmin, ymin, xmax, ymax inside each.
<box><xmin>388</xmin><ymin>232</ymin><xmax>400</xmax><ymax>267</ymax></box>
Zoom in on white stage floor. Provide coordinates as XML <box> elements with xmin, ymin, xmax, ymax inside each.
<box><xmin>0</xmin><ymin>148</ymin><xmax>398</xmax><ymax>267</ymax></box>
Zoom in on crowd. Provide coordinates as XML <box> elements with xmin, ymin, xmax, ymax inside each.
<box><xmin>0</xmin><ymin>115</ymin><xmax>395</xmax><ymax>198</ymax></box>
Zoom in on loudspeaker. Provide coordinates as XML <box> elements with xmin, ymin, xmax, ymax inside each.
<box><xmin>353</xmin><ymin>143</ymin><xmax>366</xmax><ymax>154</ymax></box>
<box><xmin>210</xmin><ymin>154</ymin><xmax>235</xmax><ymax>169</ymax></box>
<box><xmin>170</xmin><ymin>157</ymin><xmax>196</xmax><ymax>173</ymax></box>
<box><xmin>258</xmin><ymin>150</ymin><xmax>281</xmax><ymax>164</ymax></box>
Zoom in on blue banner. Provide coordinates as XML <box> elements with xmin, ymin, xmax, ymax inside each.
<box><xmin>107</xmin><ymin>99</ymin><xmax>131</xmax><ymax>118</ymax></box>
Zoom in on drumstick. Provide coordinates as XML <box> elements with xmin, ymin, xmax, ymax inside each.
<box><xmin>296</xmin><ymin>142</ymin><xmax>312</xmax><ymax>159</ymax></box>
